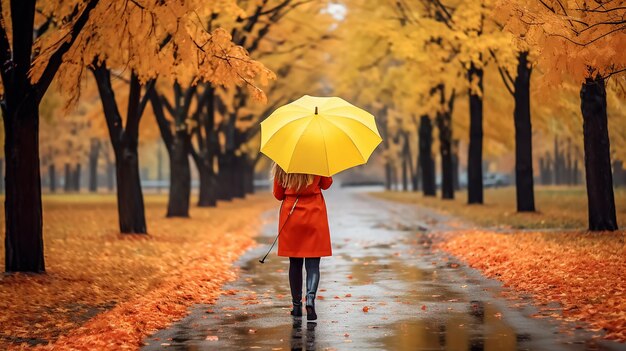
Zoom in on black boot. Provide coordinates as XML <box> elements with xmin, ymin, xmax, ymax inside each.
<box><xmin>289</xmin><ymin>258</ymin><xmax>304</xmax><ymax>317</ymax></box>
<box><xmin>305</xmin><ymin>258</ymin><xmax>320</xmax><ymax>321</ymax></box>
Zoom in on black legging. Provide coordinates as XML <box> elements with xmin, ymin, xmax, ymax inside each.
<box><xmin>289</xmin><ymin>257</ymin><xmax>321</xmax><ymax>306</ymax></box>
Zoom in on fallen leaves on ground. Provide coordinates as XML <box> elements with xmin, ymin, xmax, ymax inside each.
<box><xmin>438</xmin><ymin>230</ymin><xmax>626</xmax><ymax>342</ymax></box>
<box><xmin>0</xmin><ymin>194</ymin><xmax>275</xmax><ymax>349</ymax></box>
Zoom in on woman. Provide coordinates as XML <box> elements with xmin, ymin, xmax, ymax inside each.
<box><xmin>271</xmin><ymin>163</ymin><xmax>333</xmax><ymax>321</ymax></box>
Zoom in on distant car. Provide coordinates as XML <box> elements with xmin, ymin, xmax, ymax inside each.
<box><xmin>483</xmin><ymin>173</ymin><xmax>511</xmax><ymax>188</ymax></box>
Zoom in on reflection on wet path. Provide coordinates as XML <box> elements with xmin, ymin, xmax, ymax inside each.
<box><xmin>142</xmin><ymin>187</ymin><xmax>624</xmax><ymax>351</ymax></box>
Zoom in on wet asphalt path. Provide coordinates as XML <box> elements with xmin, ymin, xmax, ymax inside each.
<box><xmin>142</xmin><ymin>186</ymin><xmax>626</xmax><ymax>351</ymax></box>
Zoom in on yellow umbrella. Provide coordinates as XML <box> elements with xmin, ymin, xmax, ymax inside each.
<box><xmin>260</xmin><ymin>95</ymin><xmax>382</xmax><ymax>176</ymax></box>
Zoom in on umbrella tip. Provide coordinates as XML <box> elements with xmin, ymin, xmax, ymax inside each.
<box><xmin>315</xmin><ymin>106</ymin><xmax>318</xmax><ymax>115</ymax></box>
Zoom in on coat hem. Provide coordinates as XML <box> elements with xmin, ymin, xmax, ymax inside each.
<box><xmin>277</xmin><ymin>250</ymin><xmax>332</xmax><ymax>258</ymax></box>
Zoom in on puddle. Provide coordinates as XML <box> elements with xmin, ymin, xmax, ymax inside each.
<box><xmin>380</xmin><ymin>304</ymin><xmax>519</xmax><ymax>351</ymax></box>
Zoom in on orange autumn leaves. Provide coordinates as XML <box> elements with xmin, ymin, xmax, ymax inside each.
<box><xmin>439</xmin><ymin>230</ymin><xmax>626</xmax><ymax>342</ymax></box>
<box><xmin>0</xmin><ymin>194</ymin><xmax>275</xmax><ymax>350</ymax></box>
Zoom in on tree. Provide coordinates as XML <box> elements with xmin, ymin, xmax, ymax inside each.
<box><xmin>491</xmin><ymin>47</ymin><xmax>536</xmax><ymax>211</ymax></box>
<box><xmin>419</xmin><ymin>115</ymin><xmax>436</xmax><ymax>196</ymax></box>
<box><xmin>497</xmin><ymin>0</ymin><xmax>626</xmax><ymax>230</ymax></box>
<box><xmin>1</xmin><ymin>0</ymin><xmax>99</xmax><ymax>272</ymax></box>
<box><xmin>56</xmin><ymin>1</ymin><xmax>273</xmax><ymax>225</ymax></box>
<box><xmin>149</xmin><ymin>82</ymin><xmax>208</xmax><ymax>216</ymax></box>
<box><xmin>207</xmin><ymin>0</ymin><xmax>330</xmax><ymax>201</ymax></box>
<box><xmin>91</xmin><ymin>66</ymin><xmax>150</xmax><ymax>232</ymax></box>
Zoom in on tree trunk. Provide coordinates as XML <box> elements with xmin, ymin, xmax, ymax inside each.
<box><xmin>115</xmin><ymin>145</ymin><xmax>147</xmax><ymax>233</ymax></box>
<box><xmin>49</xmin><ymin>164</ymin><xmax>56</xmax><ymax>193</ymax></box>
<box><xmin>233</xmin><ymin>155</ymin><xmax>246</xmax><ymax>198</ymax></box>
<box><xmin>419</xmin><ymin>115</ymin><xmax>436</xmax><ymax>196</ymax></box>
<box><xmin>187</xmin><ymin>85</ymin><xmax>220</xmax><ymax>207</ymax></box>
<box><xmin>436</xmin><ymin>86</ymin><xmax>455</xmax><ymax>199</ymax></box>
<box><xmin>92</xmin><ymin>64</ymin><xmax>147</xmax><ymax>234</ymax></box>
<box><xmin>385</xmin><ymin>161</ymin><xmax>392</xmax><ymax>190</ymax></box>
<box><xmin>166</xmin><ymin>131</ymin><xmax>191</xmax><ymax>217</ymax></box>
<box><xmin>197</xmin><ymin>161</ymin><xmax>218</xmax><ymax>207</ymax></box>
<box><xmin>64</xmin><ymin>163</ymin><xmax>72</xmax><ymax>192</ymax></box>
<box><xmin>554</xmin><ymin>136</ymin><xmax>562</xmax><ymax>185</ymax></box>
<box><xmin>3</xmin><ymin>101</ymin><xmax>45</xmax><ymax>272</ymax></box>
<box><xmin>217</xmin><ymin>151</ymin><xmax>235</xmax><ymax>200</ymax></box>
<box><xmin>243</xmin><ymin>159</ymin><xmax>255</xmax><ymax>194</ymax></box>
<box><xmin>513</xmin><ymin>52</ymin><xmax>535</xmax><ymax>212</ymax></box>
<box><xmin>402</xmin><ymin>147</ymin><xmax>408</xmax><ymax>192</ymax></box>
<box><xmin>413</xmin><ymin>124</ymin><xmax>420</xmax><ymax>192</ymax></box>
<box><xmin>2</xmin><ymin>0</ymin><xmax>98</xmax><ymax>273</ymax></box>
<box><xmin>89</xmin><ymin>140</ymin><xmax>100</xmax><ymax>192</ymax></box>
<box><xmin>452</xmin><ymin>139</ymin><xmax>460</xmax><ymax>191</ymax></box>
<box><xmin>74</xmin><ymin>163</ymin><xmax>81</xmax><ymax>192</ymax></box>
<box><xmin>580</xmin><ymin>75</ymin><xmax>617</xmax><ymax>231</ymax></box>
<box><xmin>467</xmin><ymin>63</ymin><xmax>484</xmax><ymax>204</ymax></box>
<box><xmin>0</xmin><ymin>158</ymin><xmax>3</xmax><ymax>193</ymax></box>
<box><xmin>546</xmin><ymin>154</ymin><xmax>554</xmax><ymax>184</ymax></box>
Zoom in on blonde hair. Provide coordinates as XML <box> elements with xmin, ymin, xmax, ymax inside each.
<box><xmin>271</xmin><ymin>162</ymin><xmax>314</xmax><ymax>192</ymax></box>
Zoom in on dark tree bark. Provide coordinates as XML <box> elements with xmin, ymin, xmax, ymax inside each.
<box><xmin>400</xmin><ymin>131</ymin><xmax>416</xmax><ymax>192</ymax></box>
<box><xmin>0</xmin><ymin>158</ymin><xmax>3</xmax><ymax>193</ymax></box>
<box><xmin>197</xmin><ymin>162</ymin><xmax>218</xmax><ymax>207</ymax></box>
<box><xmin>580</xmin><ymin>75</ymin><xmax>617</xmax><ymax>231</ymax></box>
<box><xmin>233</xmin><ymin>154</ymin><xmax>246</xmax><ymax>198</ymax></box>
<box><xmin>554</xmin><ymin>136</ymin><xmax>562</xmax><ymax>185</ymax></box>
<box><xmin>436</xmin><ymin>85</ymin><xmax>455</xmax><ymax>199</ymax></box>
<box><xmin>1</xmin><ymin>0</ymin><xmax>97</xmax><ymax>272</ymax></box>
<box><xmin>512</xmin><ymin>52</ymin><xmax>535</xmax><ymax>211</ymax></box>
<box><xmin>217</xmin><ymin>151</ymin><xmax>236</xmax><ymax>200</ymax></box>
<box><xmin>74</xmin><ymin>163</ymin><xmax>81</xmax><ymax>192</ymax></box>
<box><xmin>419</xmin><ymin>115</ymin><xmax>436</xmax><ymax>196</ymax></box>
<box><xmin>4</xmin><ymin>96</ymin><xmax>44</xmax><ymax>272</ymax></box>
<box><xmin>546</xmin><ymin>153</ymin><xmax>554</xmax><ymax>184</ymax></box>
<box><xmin>195</xmin><ymin>140</ymin><xmax>219</xmax><ymax>207</ymax></box>
<box><xmin>565</xmin><ymin>140</ymin><xmax>573</xmax><ymax>185</ymax></box>
<box><xmin>192</xmin><ymin>85</ymin><xmax>219</xmax><ymax>207</ymax></box>
<box><xmin>49</xmin><ymin>164</ymin><xmax>56</xmax><ymax>193</ymax></box>
<box><xmin>452</xmin><ymin>139</ymin><xmax>460</xmax><ymax>191</ymax></box>
<box><xmin>467</xmin><ymin>63</ymin><xmax>484</xmax><ymax>204</ymax></box>
<box><xmin>243</xmin><ymin>158</ymin><xmax>255</xmax><ymax>194</ymax></box>
<box><xmin>413</xmin><ymin>119</ymin><xmax>421</xmax><ymax>192</ymax></box>
<box><xmin>402</xmin><ymin>143</ymin><xmax>409</xmax><ymax>192</ymax></box>
<box><xmin>149</xmin><ymin>83</ymin><xmax>196</xmax><ymax>217</ymax></box>
<box><xmin>92</xmin><ymin>64</ymin><xmax>147</xmax><ymax>234</ymax></box>
<box><xmin>379</xmin><ymin>109</ymin><xmax>392</xmax><ymax>191</ymax></box>
<box><xmin>167</xmin><ymin>131</ymin><xmax>191</xmax><ymax>217</ymax></box>
<box><xmin>64</xmin><ymin>163</ymin><xmax>72</xmax><ymax>193</ymax></box>
<box><xmin>88</xmin><ymin>139</ymin><xmax>100</xmax><ymax>192</ymax></box>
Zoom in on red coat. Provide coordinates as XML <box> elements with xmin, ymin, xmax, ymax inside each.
<box><xmin>273</xmin><ymin>175</ymin><xmax>333</xmax><ymax>257</ymax></box>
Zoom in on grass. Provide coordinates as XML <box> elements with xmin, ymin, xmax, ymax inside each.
<box><xmin>371</xmin><ymin>186</ymin><xmax>626</xmax><ymax>229</ymax></box>
<box><xmin>0</xmin><ymin>193</ymin><xmax>275</xmax><ymax>349</ymax></box>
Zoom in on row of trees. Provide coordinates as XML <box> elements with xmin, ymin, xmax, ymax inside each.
<box><xmin>2</xmin><ymin>0</ymin><xmax>333</xmax><ymax>273</ymax></box>
<box><xmin>330</xmin><ymin>0</ymin><xmax>624</xmax><ymax>231</ymax></box>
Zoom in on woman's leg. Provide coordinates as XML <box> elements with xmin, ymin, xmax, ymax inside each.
<box><xmin>304</xmin><ymin>257</ymin><xmax>321</xmax><ymax>308</ymax></box>
<box><xmin>289</xmin><ymin>257</ymin><xmax>304</xmax><ymax>314</ymax></box>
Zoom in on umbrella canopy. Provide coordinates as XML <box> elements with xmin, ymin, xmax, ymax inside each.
<box><xmin>260</xmin><ymin>95</ymin><xmax>382</xmax><ymax>176</ymax></box>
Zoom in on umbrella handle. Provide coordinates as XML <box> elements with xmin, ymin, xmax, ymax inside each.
<box><xmin>259</xmin><ymin>196</ymin><xmax>299</xmax><ymax>264</ymax></box>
